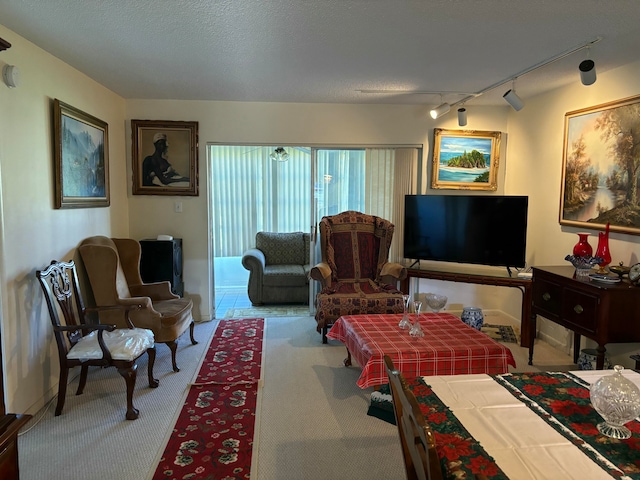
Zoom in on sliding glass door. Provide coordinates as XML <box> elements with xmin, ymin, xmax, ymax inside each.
<box><xmin>209</xmin><ymin>145</ymin><xmax>420</xmax><ymax>298</ymax></box>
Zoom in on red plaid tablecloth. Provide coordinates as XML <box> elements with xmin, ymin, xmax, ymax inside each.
<box><xmin>327</xmin><ymin>313</ymin><xmax>516</xmax><ymax>388</ymax></box>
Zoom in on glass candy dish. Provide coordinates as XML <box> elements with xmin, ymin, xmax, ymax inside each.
<box><xmin>425</xmin><ymin>293</ymin><xmax>448</xmax><ymax>313</ymax></box>
<box><xmin>590</xmin><ymin>365</ymin><xmax>640</xmax><ymax>439</ymax></box>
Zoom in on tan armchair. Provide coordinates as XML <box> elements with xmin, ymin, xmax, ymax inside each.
<box><xmin>78</xmin><ymin>235</ymin><xmax>196</xmax><ymax>372</ymax></box>
<box><xmin>310</xmin><ymin>211</ymin><xmax>407</xmax><ymax>343</ymax></box>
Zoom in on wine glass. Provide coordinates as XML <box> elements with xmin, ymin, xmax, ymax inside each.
<box><xmin>398</xmin><ymin>294</ymin><xmax>411</xmax><ymax>329</ymax></box>
<box><xmin>409</xmin><ymin>301</ymin><xmax>424</xmax><ymax>337</ymax></box>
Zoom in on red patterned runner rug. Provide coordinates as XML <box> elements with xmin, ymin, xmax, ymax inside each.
<box><xmin>152</xmin><ymin>318</ymin><xmax>264</xmax><ymax>480</ymax></box>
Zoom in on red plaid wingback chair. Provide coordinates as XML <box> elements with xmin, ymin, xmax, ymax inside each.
<box><xmin>310</xmin><ymin>211</ymin><xmax>407</xmax><ymax>343</ymax></box>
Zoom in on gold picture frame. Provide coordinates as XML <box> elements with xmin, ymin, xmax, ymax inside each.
<box><xmin>53</xmin><ymin>99</ymin><xmax>109</xmax><ymax>208</ymax></box>
<box><xmin>132</xmin><ymin>119</ymin><xmax>199</xmax><ymax>196</ymax></box>
<box><xmin>431</xmin><ymin>128</ymin><xmax>501</xmax><ymax>191</ymax></box>
<box><xmin>559</xmin><ymin>94</ymin><xmax>640</xmax><ymax>235</ymax></box>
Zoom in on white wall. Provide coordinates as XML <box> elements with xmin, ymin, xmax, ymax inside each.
<box><xmin>0</xmin><ymin>25</ymin><xmax>129</xmax><ymax>413</ymax></box>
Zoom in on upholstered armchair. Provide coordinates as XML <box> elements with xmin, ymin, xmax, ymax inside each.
<box><xmin>78</xmin><ymin>235</ymin><xmax>196</xmax><ymax>372</ymax></box>
<box><xmin>242</xmin><ymin>231</ymin><xmax>310</xmax><ymax>305</ymax></box>
<box><xmin>310</xmin><ymin>211</ymin><xmax>407</xmax><ymax>343</ymax></box>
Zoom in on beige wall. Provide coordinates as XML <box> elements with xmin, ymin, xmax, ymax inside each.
<box><xmin>2</xmin><ymin>21</ymin><xmax>640</xmax><ymax>415</ymax></box>
<box><xmin>0</xmin><ymin>25</ymin><xmax>129</xmax><ymax>413</ymax></box>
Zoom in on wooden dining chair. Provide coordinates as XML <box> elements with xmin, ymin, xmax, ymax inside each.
<box><xmin>384</xmin><ymin>355</ymin><xmax>443</xmax><ymax>480</ymax></box>
<box><xmin>36</xmin><ymin>260</ymin><xmax>159</xmax><ymax>420</ymax></box>
<box><xmin>384</xmin><ymin>355</ymin><xmax>490</xmax><ymax>480</ymax></box>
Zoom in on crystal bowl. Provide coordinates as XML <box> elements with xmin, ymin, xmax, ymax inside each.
<box><xmin>590</xmin><ymin>365</ymin><xmax>640</xmax><ymax>439</ymax></box>
<box><xmin>425</xmin><ymin>293</ymin><xmax>447</xmax><ymax>313</ymax></box>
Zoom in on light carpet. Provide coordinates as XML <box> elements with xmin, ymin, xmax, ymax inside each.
<box><xmin>19</xmin><ymin>320</ymin><xmax>219</xmax><ymax>480</ymax></box>
<box><xmin>253</xmin><ymin>315</ymin><xmax>406</xmax><ymax>480</ymax></box>
<box><xmin>224</xmin><ymin>306</ymin><xmax>310</xmax><ymax>318</ymax></box>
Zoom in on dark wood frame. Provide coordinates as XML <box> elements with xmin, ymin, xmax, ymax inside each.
<box><xmin>131</xmin><ymin>120</ymin><xmax>199</xmax><ymax>196</ymax></box>
<box><xmin>431</xmin><ymin>128</ymin><xmax>501</xmax><ymax>191</ymax></box>
<box><xmin>559</xmin><ymin>94</ymin><xmax>640</xmax><ymax>235</ymax></box>
<box><xmin>53</xmin><ymin>99</ymin><xmax>110</xmax><ymax>208</ymax></box>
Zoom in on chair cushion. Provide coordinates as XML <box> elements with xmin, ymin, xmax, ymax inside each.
<box><xmin>256</xmin><ymin>232</ymin><xmax>306</xmax><ymax>265</ymax></box>
<box><xmin>263</xmin><ymin>264</ymin><xmax>308</xmax><ymax>287</ymax></box>
<box><xmin>315</xmin><ymin>284</ymin><xmax>404</xmax><ymax>330</ymax></box>
<box><xmin>67</xmin><ymin>328</ymin><xmax>154</xmax><ymax>361</ymax></box>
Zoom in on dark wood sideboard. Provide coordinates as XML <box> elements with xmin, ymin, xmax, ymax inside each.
<box><xmin>530</xmin><ymin>265</ymin><xmax>640</xmax><ymax>369</ymax></box>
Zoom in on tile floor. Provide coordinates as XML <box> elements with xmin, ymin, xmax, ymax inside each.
<box><xmin>214</xmin><ymin>286</ymin><xmax>252</xmax><ymax>318</ymax></box>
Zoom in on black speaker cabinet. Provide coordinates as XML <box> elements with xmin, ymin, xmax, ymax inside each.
<box><xmin>139</xmin><ymin>238</ymin><xmax>184</xmax><ymax>297</ymax></box>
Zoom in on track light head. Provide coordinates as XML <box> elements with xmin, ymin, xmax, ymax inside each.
<box><xmin>579</xmin><ymin>59</ymin><xmax>597</xmax><ymax>86</ymax></box>
<box><xmin>457</xmin><ymin>107</ymin><xmax>467</xmax><ymax>127</ymax></box>
<box><xmin>430</xmin><ymin>103</ymin><xmax>450</xmax><ymax>119</ymax></box>
<box><xmin>503</xmin><ymin>89</ymin><xmax>524</xmax><ymax>111</ymax></box>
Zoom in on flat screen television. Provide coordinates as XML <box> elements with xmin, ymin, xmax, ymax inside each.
<box><xmin>404</xmin><ymin>195</ymin><xmax>528</xmax><ymax>269</ymax></box>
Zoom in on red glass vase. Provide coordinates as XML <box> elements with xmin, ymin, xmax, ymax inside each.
<box><xmin>595</xmin><ymin>223</ymin><xmax>611</xmax><ymax>272</ymax></box>
<box><xmin>573</xmin><ymin>233</ymin><xmax>593</xmax><ymax>257</ymax></box>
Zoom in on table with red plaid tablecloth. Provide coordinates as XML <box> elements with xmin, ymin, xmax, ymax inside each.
<box><xmin>326</xmin><ymin>313</ymin><xmax>516</xmax><ymax>388</ymax></box>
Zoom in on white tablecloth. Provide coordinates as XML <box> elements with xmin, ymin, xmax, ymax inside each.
<box><xmin>422</xmin><ymin>369</ymin><xmax>640</xmax><ymax>480</ymax></box>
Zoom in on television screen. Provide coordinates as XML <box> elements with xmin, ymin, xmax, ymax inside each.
<box><xmin>404</xmin><ymin>195</ymin><xmax>528</xmax><ymax>268</ymax></box>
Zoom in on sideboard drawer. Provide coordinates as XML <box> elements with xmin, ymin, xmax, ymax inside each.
<box><xmin>561</xmin><ymin>287</ymin><xmax>599</xmax><ymax>333</ymax></box>
<box><xmin>532</xmin><ymin>277</ymin><xmax>562</xmax><ymax>318</ymax></box>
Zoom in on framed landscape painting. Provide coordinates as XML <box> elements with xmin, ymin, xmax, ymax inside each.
<box><xmin>131</xmin><ymin>119</ymin><xmax>199</xmax><ymax>196</ymax></box>
<box><xmin>559</xmin><ymin>94</ymin><xmax>640</xmax><ymax>235</ymax></box>
<box><xmin>53</xmin><ymin>99</ymin><xmax>109</xmax><ymax>208</ymax></box>
<box><xmin>431</xmin><ymin>129</ymin><xmax>501</xmax><ymax>191</ymax></box>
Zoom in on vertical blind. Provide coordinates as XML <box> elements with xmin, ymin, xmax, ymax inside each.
<box><xmin>209</xmin><ymin>145</ymin><xmax>419</xmax><ymax>259</ymax></box>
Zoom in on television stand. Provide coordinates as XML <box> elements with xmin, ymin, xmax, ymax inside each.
<box><xmin>400</xmin><ymin>263</ymin><xmax>533</xmax><ymax>348</ymax></box>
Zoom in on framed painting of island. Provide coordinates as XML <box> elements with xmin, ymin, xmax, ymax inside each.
<box><xmin>431</xmin><ymin>128</ymin><xmax>501</xmax><ymax>191</ymax></box>
<box><xmin>53</xmin><ymin>99</ymin><xmax>110</xmax><ymax>208</ymax></box>
<box><xmin>559</xmin><ymin>94</ymin><xmax>640</xmax><ymax>235</ymax></box>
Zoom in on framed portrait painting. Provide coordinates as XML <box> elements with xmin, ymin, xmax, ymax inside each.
<box><xmin>559</xmin><ymin>94</ymin><xmax>640</xmax><ymax>235</ymax></box>
<box><xmin>131</xmin><ymin>120</ymin><xmax>199</xmax><ymax>196</ymax></box>
<box><xmin>431</xmin><ymin>128</ymin><xmax>501</xmax><ymax>191</ymax></box>
<box><xmin>53</xmin><ymin>99</ymin><xmax>109</xmax><ymax>208</ymax></box>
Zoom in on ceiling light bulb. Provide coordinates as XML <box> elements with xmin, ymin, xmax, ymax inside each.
<box><xmin>457</xmin><ymin>107</ymin><xmax>467</xmax><ymax>126</ymax></box>
<box><xmin>503</xmin><ymin>89</ymin><xmax>524</xmax><ymax>111</ymax></box>
<box><xmin>579</xmin><ymin>59</ymin><xmax>596</xmax><ymax>86</ymax></box>
<box><xmin>430</xmin><ymin>103</ymin><xmax>450</xmax><ymax>119</ymax></box>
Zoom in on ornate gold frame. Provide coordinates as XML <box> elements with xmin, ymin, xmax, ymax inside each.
<box><xmin>431</xmin><ymin>128</ymin><xmax>501</xmax><ymax>191</ymax></box>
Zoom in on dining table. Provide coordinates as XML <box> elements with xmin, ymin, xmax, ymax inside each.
<box><xmin>413</xmin><ymin>368</ymin><xmax>640</xmax><ymax>479</ymax></box>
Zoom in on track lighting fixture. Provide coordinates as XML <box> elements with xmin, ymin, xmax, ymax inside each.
<box><xmin>503</xmin><ymin>80</ymin><xmax>524</xmax><ymax>111</ymax></box>
<box><xmin>579</xmin><ymin>60</ymin><xmax>596</xmax><ymax>85</ymax></box>
<box><xmin>430</xmin><ymin>102</ymin><xmax>450</xmax><ymax>120</ymax></box>
<box><xmin>457</xmin><ymin>107</ymin><xmax>467</xmax><ymax>127</ymax></box>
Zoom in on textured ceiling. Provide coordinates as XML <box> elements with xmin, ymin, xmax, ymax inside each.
<box><xmin>1</xmin><ymin>0</ymin><xmax>639</xmax><ymax>107</ymax></box>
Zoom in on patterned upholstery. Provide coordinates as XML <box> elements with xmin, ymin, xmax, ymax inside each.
<box><xmin>310</xmin><ymin>211</ymin><xmax>407</xmax><ymax>343</ymax></box>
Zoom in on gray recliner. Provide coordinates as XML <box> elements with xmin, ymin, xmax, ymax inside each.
<box><xmin>241</xmin><ymin>231</ymin><xmax>310</xmax><ymax>305</ymax></box>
